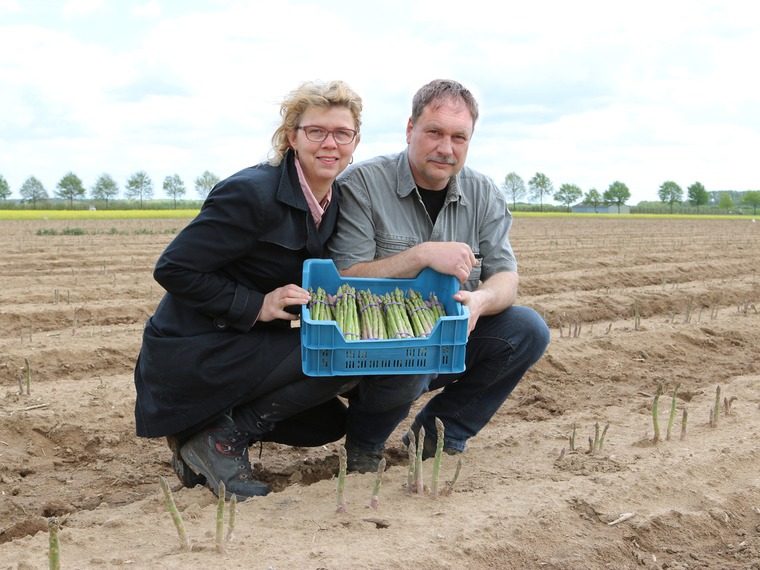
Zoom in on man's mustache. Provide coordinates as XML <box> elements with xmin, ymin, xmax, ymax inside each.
<box><xmin>426</xmin><ymin>155</ymin><xmax>457</xmax><ymax>165</ymax></box>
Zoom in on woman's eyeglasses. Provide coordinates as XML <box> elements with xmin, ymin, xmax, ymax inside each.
<box><xmin>297</xmin><ymin>126</ymin><xmax>358</xmax><ymax>145</ymax></box>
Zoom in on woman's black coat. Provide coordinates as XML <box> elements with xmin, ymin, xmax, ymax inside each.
<box><xmin>134</xmin><ymin>152</ymin><xmax>339</xmax><ymax>438</ymax></box>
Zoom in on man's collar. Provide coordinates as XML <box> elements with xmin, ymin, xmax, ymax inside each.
<box><xmin>397</xmin><ymin>148</ymin><xmax>464</xmax><ymax>203</ymax></box>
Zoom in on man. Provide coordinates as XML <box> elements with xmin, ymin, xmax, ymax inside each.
<box><xmin>327</xmin><ymin>79</ymin><xmax>551</xmax><ymax>472</ymax></box>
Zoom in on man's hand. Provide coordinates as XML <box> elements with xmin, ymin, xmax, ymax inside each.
<box><xmin>453</xmin><ymin>271</ymin><xmax>519</xmax><ymax>334</ymax></box>
<box><xmin>452</xmin><ymin>289</ymin><xmax>483</xmax><ymax>334</ymax></box>
<box><xmin>338</xmin><ymin>241</ymin><xmax>478</xmax><ymax>282</ymax></box>
<box><xmin>417</xmin><ymin>242</ymin><xmax>478</xmax><ymax>284</ymax></box>
<box><xmin>258</xmin><ymin>284</ymin><xmax>311</xmax><ymax>322</ymax></box>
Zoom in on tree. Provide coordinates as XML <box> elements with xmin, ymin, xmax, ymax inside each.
<box><xmin>502</xmin><ymin>172</ymin><xmax>525</xmax><ymax>210</ymax></box>
<box><xmin>658</xmin><ymin>180</ymin><xmax>683</xmax><ymax>214</ymax></box>
<box><xmin>195</xmin><ymin>170</ymin><xmax>220</xmax><ymax>199</ymax></box>
<box><xmin>0</xmin><ymin>174</ymin><xmax>10</xmax><ymax>200</ymax></box>
<box><xmin>91</xmin><ymin>173</ymin><xmax>119</xmax><ymax>208</ymax></box>
<box><xmin>19</xmin><ymin>176</ymin><xmax>48</xmax><ymax>208</ymax></box>
<box><xmin>528</xmin><ymin>172</ymin><xmax>553</xmax><ymax>212</ymax></box>
<box><xmin>553</xmin><ymin>183</ymin><xmax>582</xmax><ymax>212</ymax></box>
<box><xmin>583</xmin><ymin>188</ymin><xmax>602</xmax><ymax>213</ymax></box>
<box><xmin>163</xmin><ymin>174</ymin><xmax>186</xmax><ymax>208</ymax></box>
<box><xmin>55</xmin><ymin>171</ymin><xmax>86</xmax><ymax>208</ymax></box>
<box><xmin>125</xmin><ymin>171</ymin><xmax>153</xmax><ymax>208</ymax></box>
<box><xmin>718</xmin><ymin>192</ymin><xmax>734</xmax><ymax>212</ymax></box>
<box><xmin>741</xmin><ymin>190</ymin><xmax>760</xmax><ymax>215</ymax></box>
<box><xmin>603</xmin><ymin>180</ymin><xmax>630</xmax><ymax>213</ymax></box>
<box><xmin>687</xmin><ymin>181</ymin><xmax>709</xmax><ymax>212</ymax></box>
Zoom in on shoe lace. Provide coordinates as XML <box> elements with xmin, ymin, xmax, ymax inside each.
<box><xmin>212</xmin><ymin>413</ymin><xmax>266</xmax><ymax>481</ymax></box>
<box><xmin>216</xmin><ymin>427</ymin><xmax>250</xmax><ymax>455</ymax></box>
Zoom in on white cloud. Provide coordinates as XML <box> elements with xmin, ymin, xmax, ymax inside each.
<box><xmin>0</xmin><ymin>0</ymin><xmax>19</xmax><ymax>13</ymax></box>
<box><xmin>130</xmin><ymin>1</ymin><xmax>161</xmax><ymax>19</ymax></box>
<box><xmin>1</xmin><ymin>1</ymin><xmax>759</xmax><ymax>203</ymax></box>
<box><xmin>62</xmin><ymin>0</ymin><xmax>104</xmax><ymax>19</ymax></box>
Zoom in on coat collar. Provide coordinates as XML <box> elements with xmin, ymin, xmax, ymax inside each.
<box><xmin>275</xmin><ymin>149</ymin><xmax>339</xmax><ymax>249</ymax></box>
<box><xmin>276</xmin><ymin>150</ymin><xmax>310</xmax><ymax>210</ymax></box>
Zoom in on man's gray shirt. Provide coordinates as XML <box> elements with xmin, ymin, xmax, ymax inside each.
<box><xmin>327</xmin><ymin>149</ymin><xmax>516</xmax><ymax>292</ymax></box>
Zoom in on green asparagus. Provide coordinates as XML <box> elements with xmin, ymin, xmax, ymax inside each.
<box><xmin>310</xmin><ymin>285</ymin><xmax>448</xmax><ymax>341</ymax></box>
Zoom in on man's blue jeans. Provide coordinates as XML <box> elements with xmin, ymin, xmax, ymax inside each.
<box><xmin>344</xmin><ymin>305</ymin><xmax>550</xmax><ymax>452</ymax></box>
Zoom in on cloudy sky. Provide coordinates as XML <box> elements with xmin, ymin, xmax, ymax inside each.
<box><xmin>1</xmin><ymin>0</ymin><xmax>758</xmax><ymax>204</ymax></box>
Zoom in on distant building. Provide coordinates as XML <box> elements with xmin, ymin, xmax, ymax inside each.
<box><xmin>571</xmin><ymin>202</ymin><xmax>630</xmax><ymax>214</ymax></box>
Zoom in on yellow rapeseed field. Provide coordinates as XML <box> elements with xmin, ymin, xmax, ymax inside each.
<box><xmin>0</xmin><ymin>209</ymin><xmax>199</xmax><ymax>220</ymax></box>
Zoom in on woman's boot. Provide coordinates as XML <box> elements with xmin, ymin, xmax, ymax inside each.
<box><xmin>180</xmin><ymin>413</ymin><xmax>270</xmax><ymax>499</ymax></box>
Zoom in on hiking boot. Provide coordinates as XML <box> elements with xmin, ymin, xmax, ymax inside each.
<box><xmin>402</xmin><ymin>420</ymin><xmax>461</xmax><ymax>460</ymax></box>
<box><xmin>180</xmin><ymin>414</ymin><xmax>270</xmax><ymax>499</ymax></box>
<box><xmin>166</xmin><ymin>436</ymin><xmax>206</xmax><ymax>489</ymax></box>
<box><xmin>345</xmin><ymin>443</ymin><xmax>384</xmax><ymax>474</ymax></box>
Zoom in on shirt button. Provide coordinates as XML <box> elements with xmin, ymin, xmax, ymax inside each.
<box><xmin>213</xmin><ymin>317</ymin><xmax>228</xmax><ymax>330</ymax></box>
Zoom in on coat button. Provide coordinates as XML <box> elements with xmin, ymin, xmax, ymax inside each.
<box><xmin>213</xmin><ymin>317</ymin><xmax>228</xmax><ymax>330</ymax></box>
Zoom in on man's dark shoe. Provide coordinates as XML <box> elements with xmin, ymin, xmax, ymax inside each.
<box><xmin>345</xmin><ymin>443</ymin><xmax>384</xmax><ymax>474</ymax></box>
<box><xmin>180</xmin><ymin>414</ymin><xmax>270</xmax><ymax>499</ymax></box>
<box><xmin>402</xmin><ymin>420</ymin><xmax>461</xmax><ymax>460</ymax></box>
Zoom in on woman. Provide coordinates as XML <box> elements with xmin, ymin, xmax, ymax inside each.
<box><xmin>134</xmin><ymin>80</ymin><xmax>363</xmax><ymax>499</ymax></box>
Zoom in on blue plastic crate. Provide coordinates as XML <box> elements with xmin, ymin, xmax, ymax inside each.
<box><xmin>301</xmin><ymin>259</ymin><xmax>468</xmax><ymax>376</ymax></box>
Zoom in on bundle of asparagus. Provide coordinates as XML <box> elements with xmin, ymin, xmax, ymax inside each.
<box><xmin>405</xmin><ymin>289</ymin><xmax>441</xmax><ymax>338</ymax></box>
<box><xmin>356</xmin><ymin>289</ymin><xmax>387</xmax><ymax>340</ymax></box>
<box><xmin>308</xmin><ymin>287</ymin><xmax>332</xmax><ymax>321</ymax></box>
<box><xmin>308</xmin><ymin>286</ymin><xmax>447</xmax><ymax>341</ymax></box>
<box><xmin>334</xmin><ymin>284</ymin><xmax>361</xmax><ymax>340</ymax></box>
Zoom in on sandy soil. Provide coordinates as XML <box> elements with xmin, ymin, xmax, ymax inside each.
<box><xmin>1</xmin><ymin>216</ymin><xmax>759</xmax><ymax>570</ymax></box>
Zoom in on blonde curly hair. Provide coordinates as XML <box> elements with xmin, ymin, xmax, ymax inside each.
<box><xmin>269</xmin><ymin>80</ymin><xmax>363</xmax><ymax>166</ymax></box>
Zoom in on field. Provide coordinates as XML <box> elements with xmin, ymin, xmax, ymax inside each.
<box><xmin>1</xmin><ymin>216</ymin><xmax>759</xmax><ymax>569</ymax></box>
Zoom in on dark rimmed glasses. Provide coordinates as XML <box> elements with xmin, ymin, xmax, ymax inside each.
<box><xmin>297</xmin><ymin>125</ymin><xmax>358</xmax><ymax>145</ymax></box>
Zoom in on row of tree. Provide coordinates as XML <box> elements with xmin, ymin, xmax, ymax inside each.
<box><xmin>502</xmin><ymin>172</ymin><xmax>632</xmax><ymax>212</ymax></box>
<box><xmin>4</xmin><ymin>169</ymin><xmax>758</xmax><ymax>215</ymax></box>
<box><xmin>654</xmin><ymin>181</ymin><xmax>760</xmax><ymax>214</ymax></box>
<box><xmin>0</xmin><ymin>171</ymin><xmax>221</xmax><ymax>208</ymax></box>
<box><xmin>502</xmin><ymin>172</ymin><xmax>760</xmax><ymax>214</ymax></box>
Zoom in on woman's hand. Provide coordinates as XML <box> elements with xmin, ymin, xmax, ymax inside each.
<box><xmin>258</xmin><ymin>284</ymin><xmax>311</xmax><ymax>322</ymax></box>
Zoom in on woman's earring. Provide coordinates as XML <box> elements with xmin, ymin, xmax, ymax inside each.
<box><xmin>349</xmin><ymin>156</ymin><xmax>354</xmax><ymax>165</ymax></box>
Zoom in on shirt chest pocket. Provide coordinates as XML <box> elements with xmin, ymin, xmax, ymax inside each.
<box><xmin>464</xmin><ymin>264</ymin><xmax>482</xmax><ymax>291</ymax></box>
<box><xmin>375</xmin><ymin>233</ymin><xmax>418</xmax><ymax>260</ymax></box>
